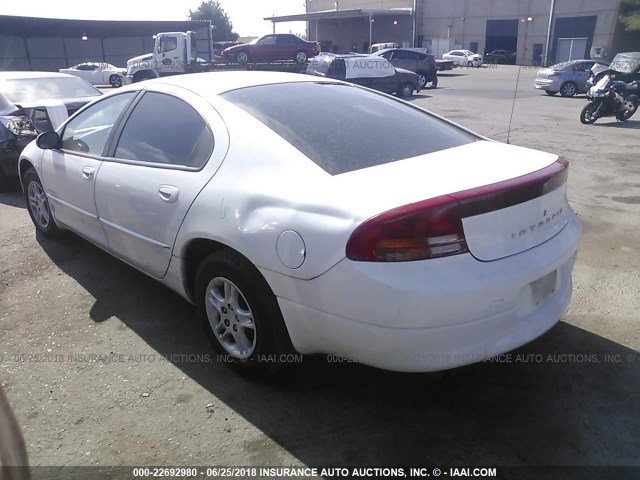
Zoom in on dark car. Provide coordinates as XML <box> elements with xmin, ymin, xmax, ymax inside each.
<box><xmin>485</xmin><ymin>50</ymin><xmax>516</xmax><ymax>65</ymax></box>
<box><xmin>223</xmin><ymin>34</ymin><xmax>319</xmax><ymax>65</ymax></box>
<box><xmin>306</xmin><ymin>53</ymin><xmax>421</xmax><ymax>98</ymax></box>
<box><xmin>0</xmin><ymin>72</ymin><xmax>101</xmax><ymax>191</ymax></box>
<box><xmin>373</xmin><ymin>48</ymin><xmax>438</xmax><ymax>89</ymax></box>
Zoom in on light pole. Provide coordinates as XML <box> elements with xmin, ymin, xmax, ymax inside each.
<box><xmin>521</xmin><ymin>16</ymin><xmax>533</xmax><ymax>65</ymax></box>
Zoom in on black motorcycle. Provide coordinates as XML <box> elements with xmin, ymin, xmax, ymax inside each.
<box><xmin>580</xmin><ymin>75</ymin><xmax>640</xmax><ymax>124</ymax></box>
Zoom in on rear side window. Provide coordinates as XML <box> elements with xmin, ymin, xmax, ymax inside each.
<box><xmin>114</xmin><ymin>92</ymin><xmax>214</xmax><ymax>168</ymax></box>
<box><xmin>223</xmin><ymin>82</ymin><xmax>477</xmax><ymax>175</ymax></box>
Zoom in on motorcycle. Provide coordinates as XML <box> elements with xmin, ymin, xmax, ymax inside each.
<box><xmin>580</xmin><ymin>75</ymin><xmax>640</xmax><ymax>124</ymax></box>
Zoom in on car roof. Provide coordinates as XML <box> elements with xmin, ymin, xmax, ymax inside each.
<box><xmin>554</xmin><ymin>59</ymin><xmax>594</xmax><ymax>65</ymax></box>
<box><xmin>0</xmin><ymin>71</ymin><xmax>77</xmax><ymax>80</ymax></box>
<box><xmin>135</xmin><ymin>71</ymin><xmax>332</xmax><ymax>96</ymax></box>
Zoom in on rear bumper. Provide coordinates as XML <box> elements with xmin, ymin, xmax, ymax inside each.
<box><xmin>534</xmin><ymin>78</ymin><xmax>561</xmax><ymax>91</ymax></box>
<box><xmin>268</xmin><ymin>212</ymin><xmax>580</xmax><ymax>372</ymax></box>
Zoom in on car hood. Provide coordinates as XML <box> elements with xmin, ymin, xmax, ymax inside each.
<box><xmin>224</xmin><ymin>44</ymin><xmax>248</xmax><ymax>53</ymax></box>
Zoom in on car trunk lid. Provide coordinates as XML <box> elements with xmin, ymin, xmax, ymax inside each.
<box><xmin>333</xmin><ymin>140</ymin><xmax>570</xmax><ymax>262</ymax></box>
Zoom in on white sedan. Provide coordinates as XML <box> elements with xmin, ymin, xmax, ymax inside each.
<box><xmin>18</xmin><ymin>72</ymin><xmax>580</xmax><ymax>377</ymax></box>
<box><xmin>59</xmin><ymin>62</ymin><xmax>126</xmax><ymax>88</ymax></box>
<box><xmin>443</xmin><ymin>50</ymin><xmax>483</xmax><ymax>67</ymax></box>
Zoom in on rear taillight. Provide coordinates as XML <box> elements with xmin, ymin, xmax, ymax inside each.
<box><xmin>346</xmin><ymin>196</ymin><xmax>468</xmax><ymax>262</ymax></box>
<box><xmin>347</xmin><ymin>158</ymin><xmax>569</xmax><ymax>263</ymax></box>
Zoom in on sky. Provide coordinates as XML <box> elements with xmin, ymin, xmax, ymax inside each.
<box><xmin>0</xmin><ymin>0</ymin><xmax>307</xmax><ymax>37</ymax></box>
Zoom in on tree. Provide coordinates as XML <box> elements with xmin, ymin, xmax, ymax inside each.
<box><xmin>188</xmin><ymin>1</ymin><xmax>239</xmax><ymax>40</ymax></box>
<box><xmin>620</xmin><ymin>0</ymin><xmax>640</xmax><ymax>31</ymax></box>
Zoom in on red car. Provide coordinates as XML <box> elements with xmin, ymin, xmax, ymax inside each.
<box><xmin>223</xmin><ymin>34</ymin><xmax>319</xmax><ymax>65</ymax></box>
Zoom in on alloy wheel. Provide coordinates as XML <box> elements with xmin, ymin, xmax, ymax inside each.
<box><xmin>205</xmin><ymin>277</ymin><xmax>257</xmax><ymax>359</ymax></box>
<box><xmin>27</xmin><ymin>181</ymin><xmax>50</xmax><ymax>229</ymax></box>
<box><xmin>561</xmin><ymin>83</ymin><xmax>577</xmax><ymax>97</ymax></box>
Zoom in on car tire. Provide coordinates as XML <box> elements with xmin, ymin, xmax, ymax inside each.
<box><xmin>417</xmin><ymin>71</ymin><xmax>428</xmax><ymax>89</ymax></box>
<box><xmin>397</xmin><ymin>82</ymin><xmax>414</xmax><ymax>98</ymax></box>
<box><xmin>195</xmin><ymin>250</ymin><xmax>294</xmax><ymax>378</ymax></box>
<box><xmin>560</xmin><ymin>82</ymin><xmax>578</xmax><ymax>97</ymax></box>
<box><xmin>109</xmin><ymin>75</ymin><xmax>123</xmax><ymax>88</ymax></box>
<box><xmin>467</xmin><ymin>61</ymin><xmax>473</xmax><ymax>67</ymax></box>
<box><xmin>23</xmin><ymin>168</ymin><xmax>61</xmax><ymax>237</ymax></box>
<box><xmin>294</xmin><ymin>50</ymin><xmax>308</xmax><ymax>64</ymax></box>
<box><xmin>236</xmin><ymin>51</ymin><xmax>249</xmax><ymax>65</ymax></box>
<box><xmin>545</xmin><ymin>91</ymin><xmax>558</xmax><ymax>96</ymax></box>
<box><xmin>0</xmin><ymin>170</ymin><xmax>6</xmax><ymax>193</ymax></box>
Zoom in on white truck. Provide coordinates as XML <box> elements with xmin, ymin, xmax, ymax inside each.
<box><xmin>126</xmin><ymin>31</ymin><xmax>209</xmax><ymax>83</ymax></box>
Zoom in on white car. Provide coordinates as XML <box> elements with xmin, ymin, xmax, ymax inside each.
<box><xmin>59</xmin><ymin>62</ymin><xmax>127</xmax><ymax>88</ymax></box>
<box><xmin>443</xmin><ymin>50</ymin><xmax>483</xmax><ymax>67</ymax></box>
<box><xmin>18</xmin><ymin>72</ymin><xmax>580</xmax><ymax>377</ymax></box>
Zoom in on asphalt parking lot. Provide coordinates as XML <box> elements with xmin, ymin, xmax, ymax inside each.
<box><xmin>0</xmin><ymin>65</ymin><xmax>639</xmax><ymax>472</ymax></box>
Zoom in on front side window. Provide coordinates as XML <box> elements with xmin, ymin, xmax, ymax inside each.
<box><xmin>223</xmin><ymin>82</ymin><xmax>477</xmax><ymax>175</ymax></box>
<box><xmin>159</xmin><ymin>36</ymin><xmax>178</xmax><ymax>53</ymax></box>
<box><xmin>258</xmin><ymin>36</ymin><xmax>277</xmax><ymax>46</ymax></box>
<box><xmin>61</xmin><ymin>93</ymin><xmax>136</xmax><ymax>155</ymax></box>
<box><xmin>114</xmin><ymin>92</ymin><xmax>214</xmax><ymax>168</ymax></box>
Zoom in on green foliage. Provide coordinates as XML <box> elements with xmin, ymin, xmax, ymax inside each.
<box><xmin>189</xmin><ymin>1</ymin><xmax>239</xmax><ymax>40</ymax></box>
<box><xmin>620</xmin><ymin>0</ymin><xmax>640</xmax><ymax>31</ymax></box>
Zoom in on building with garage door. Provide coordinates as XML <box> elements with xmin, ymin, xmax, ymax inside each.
<box><xmin>267</xmin><ymin>0</ymin><xmax>639</xmax><ymax>65</ymax></box>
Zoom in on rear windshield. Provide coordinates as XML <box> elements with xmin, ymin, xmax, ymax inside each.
<box><xmin>0</xmin><ymin>77</ymin><xmax>101</xmax><ymax>104</ymax></box>
<box><xmin>222</xmin><ymin>82</ymin><xmax>477</xmax><ymax>175</ymax></box>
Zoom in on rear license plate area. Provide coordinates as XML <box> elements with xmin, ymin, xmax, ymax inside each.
<box><xmin>531</xmin><ymin>270</ymin><xmax>557</xmax><ymax>305</ymax></box>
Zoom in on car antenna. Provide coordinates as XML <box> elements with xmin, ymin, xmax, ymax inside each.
<box><xmin>506</xmin><ymin>65</ymin><xmax>522</xmax><ymax>145</ymax></box>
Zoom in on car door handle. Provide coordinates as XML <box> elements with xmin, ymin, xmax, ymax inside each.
<box><xmin>158</xmin><ymin>185</ymin><xmax>179</xmax><ymax>203</ymax></box>
<box><xmin>82</xmin><ymin>167</ymin><xmax>95</xmax><ymax>179</ymax></box>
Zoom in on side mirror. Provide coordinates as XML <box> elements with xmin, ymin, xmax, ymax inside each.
<box><xmin>36</xmin><ymin>131</ymin><xmax>61</xmax><ymax>150</ymax></box>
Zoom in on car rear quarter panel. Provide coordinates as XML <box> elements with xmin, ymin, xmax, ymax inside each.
<box><xmin>172</xmin><ymin>100</ymin><xmax>358</xmax><ymax>281</ymax></box>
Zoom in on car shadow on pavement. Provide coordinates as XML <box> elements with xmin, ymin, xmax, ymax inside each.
<box><xmin>0</xmin><ymin>190</ymin><xmax>24</xmax><ymax>208</ymax></box>
<box><xmin>437</xmin><ymin>73</ymin><xmax>469</xmax><ymax>78</ymax></box>
<box><xmin>37</xmin><ymin>233</ymin><xmax>640</xmax><ymax>468</ymax></box>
